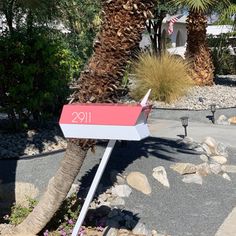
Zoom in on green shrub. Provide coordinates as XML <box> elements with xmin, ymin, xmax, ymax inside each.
<box><xmin>0</xmin><ymin>29</ymin><xmax>80</xmax><ymax>127</ymax></box>
<box><xmin>130</xmin><ymin>53</ymin><xmax>194</xmax><ymax>103</ymax></box>
<box><xmin>208</xmin><ymin>34</ymin><xmax>236</xmax><ymax>75</ymax></box>
<box><xmin>8</xmin><ymin>197</ymin><xmax>38</xmax><ymax>225</ymax></box>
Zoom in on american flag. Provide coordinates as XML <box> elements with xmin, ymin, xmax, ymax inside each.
<box><xmin>167</xmin><ymin>15</ymin><xmax>183</xmax><ymax>35</ymax></box>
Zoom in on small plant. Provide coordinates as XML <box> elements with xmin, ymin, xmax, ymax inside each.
<box><xmin>130</xmin><ymin>53</ymin><xmax>194</xmax><ymax>103</ymax></box>
<box><xmin>8</xmin><ymin>197</ymin><xmax>38</xmax><ymax>225</ymax></box>
<box><xmin>42</xmin><ymin>193</ymin><xmax>81</xmax><ymax>236</ymax></box>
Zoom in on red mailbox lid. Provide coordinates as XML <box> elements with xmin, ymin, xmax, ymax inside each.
<box><xmin>59</xmin><ymin>103</ymin><xmax>144</xmax><ymax>126</ymax></box>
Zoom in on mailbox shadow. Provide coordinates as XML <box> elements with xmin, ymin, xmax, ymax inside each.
<box><xmin>76</xmin><ymin>136</ymin><xmax>201</xmax><ymax>229</ymax></box>
<box><xmin>85</xmin><ymin>206</ymin><xmax>140</xmax><ymax>232</ymax></box>
<box><xmin>79</xmin><ymin>137</ymin><xmax>200</xmax><ymax>187</ymax></box>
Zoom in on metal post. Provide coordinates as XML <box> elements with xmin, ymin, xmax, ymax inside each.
<box><xmin>212</xmin><ymin>111</ymin><xmax>215</xmax><ymax>124</ymax></box>
<box><xmin>184</xmin><ymin>126</ymin><xmax>187</xmax><ymax>137</ymax></box>
<box><xmin>72</xmin><ymin>139</ymin><xmax>116</xmax><ymax>236</ymax></box>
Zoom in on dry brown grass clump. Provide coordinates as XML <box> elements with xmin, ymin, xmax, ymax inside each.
<box><xmin>131</xmin><ymin>53</ymin><xmax>194</xmax><ymax>103</ymax></box>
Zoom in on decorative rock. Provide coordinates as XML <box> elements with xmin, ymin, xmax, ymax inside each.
<box><xmin>152</xmin><ymin>166</ymin><xmax>170</xmax><ymax>188</ymax></box>
<box><xmin>210</xmin><ymin>155</ymin><xmax>227</xmax><ymax>165</ymax></box>
<box><xmin>170</xmin><ymin>163</ymin><xmax>196</xmax><ymax>175</ymax></box>
<box><xmin>201</xmin><ymin>143</ymin><xmax>212</xmax><ymax>156</ymax></box>
<box><xmin>222</xmin><ymin>173</ymin><xmax>231</xmax><ymax>181</ymax></box>
<box><xmin>202</xmin><ymin>137</ymin><xmax>218</xmax><ymax>155</ymax></box>
<box><xmin>106</xmin><ymin>227</ymin><xmax>118</xmax><ymax>236</ymax></box>
<box><xmin>216</xmin><ymin>115</ymin><xmax>229</xmax><ymax>125</ymax></box>
<box><xmin>209</xmin><ymin>164</ymin><xmax>222</xmax><ymax>175</ymax></box>
<box><xmin>228</xmin><ymin>116</ymin><xmax>236</xmax><ymax>125</ymax></box>
<box><xmin>110</xmin><ymin>197</ymin><xmax>125</xmax><ymax>207</ymax></box>
<box><xmin>126</xmin><ymin>172</ymin><xmax>151</xmax><ymax>195</ymax></box>
<box><xmin>118</xmin><ymin>229</ymin><xmax>130</xmax><ymax>236</ymax></box>
<box><xmin>111</xmin><ymin>184</ymin><xmax>132</xmax><ymax>198</ymax></box>
<box><xmin>182</xmin><ymin>174</ymin><xmax>203</xmax><ymax>185</ymax></box>
<box><xmin>196</xmin><ymin>163</ymin><xmax>211</xmax><ymax>177</ymax></box>
<box><xmin>194</xmin><ymin>146</ymin><xmax>205</xmax><ymax>153</ymax></box>
<box><xmin>152</xmin><ymin>232</ymin><xmax>170</xmax><ymax>236</ymax></box>
<box><xmin>110</xmin><ymin>170</ymin><xmax>126</xmax><ymax>185</ymax></box>
<box><xmin>221</xmin><ymin>165</ymin><xmax>236</xmax><ymax>173</ymax></box>
<box><xmin>152</xmin><ymin>230</ymin><xmax>159</xmax><ymax>236</ymax></box>
<box><xmin>132</xmin><ymin>222</ymin><xmax>149</xmax><ymax>235</ymax></box>
<box><xmin>200</xmin><ymin>154</ymin><xmax>209</xmax><ymax>162</ymax></box>
<box><xmin>67</xmin><ymin>183</ymin><xmax>79</xmax><ymax>198</ymax></box>
<box><xmin>216</xmin><ymin>143</ymin><xmax>228</xmax><ymax>157</ymax></box>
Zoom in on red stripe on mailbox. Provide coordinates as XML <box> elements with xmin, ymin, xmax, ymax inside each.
<box><xmin>59</xmin><ymin>104</ymin><xmax>143</xmax><ymax>126</ymax></box>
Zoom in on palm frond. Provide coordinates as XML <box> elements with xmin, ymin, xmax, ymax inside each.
<box><xmin>219</xmin><ymin>4</ymin><xmax>236</xmax><ymax>24</ymax></box>
<box><xmin>175</xmin><ymin>0</ymin><xmax>230</xmax><ymax>12</ymax></box>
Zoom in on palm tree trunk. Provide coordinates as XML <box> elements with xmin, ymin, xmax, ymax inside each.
<box><xmin>185</xmin><ymin>11</ymin><xmax>214</xmax><ymax>86</ymax></box>
<box><xmin>3</xmin><ymin>1</ymin><xmax>154</xmax><ymax>235</ymax></box>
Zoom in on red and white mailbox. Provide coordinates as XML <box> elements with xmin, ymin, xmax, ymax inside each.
<box><xmin>59</xmin><ymin>99</ymin><xmax>151</xmax><ymax>141</ymax></box>
<box><xmin>59</xmin><ymin>90</ymin><xmax>152</xmax><ymax>236</ymax></box>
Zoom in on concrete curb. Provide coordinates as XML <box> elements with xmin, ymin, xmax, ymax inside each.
<box><xmin>215</xmin><ymin>207</ymin><xmax>236</xmax><ymax>236</ymax></box>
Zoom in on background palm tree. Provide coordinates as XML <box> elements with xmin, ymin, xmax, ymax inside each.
<box><xmin>176</xmin><ymin>0</ymin><xmax>230</xmax><ymax>86</ymax></box>
<box><xmin>1</xmin><ymin>0</ymin><xmax>154</xmax><ymax>235</ymax></box>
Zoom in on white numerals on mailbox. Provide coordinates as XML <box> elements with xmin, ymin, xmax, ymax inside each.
<box><xmin>72</xmin><ymin>112</ymin><xmax>92</xmax><ymax>124</ymax></box>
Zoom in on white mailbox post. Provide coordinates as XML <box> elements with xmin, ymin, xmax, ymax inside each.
<box><xmin>59</xmin><ymin>90</ymin><xmax>152</xmax><ymax>236</ymax></box>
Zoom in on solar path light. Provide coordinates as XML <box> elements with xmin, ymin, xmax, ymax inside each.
<box><xmin>210</xmin><ymin>103</ymin><xmax>216</xmax><ymax>124</ymax></box>
<box><xmin>180</xmin><ymin>116</ymin><xmax>189</xmax><ymax>137</ymax></box>
<box><xmin>59</xmin><ymin>90</ymin><xmax>152</xmax><ymax>236</ymax></box>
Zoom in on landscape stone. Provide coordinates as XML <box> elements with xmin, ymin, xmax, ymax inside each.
<box><xmin>202</xmin><ymin>137</ymin><xmax>220</xmax><ymax>155</ymax></box>
<box><xmin>152</xmin><ymin>166</ymin><xmax>170</xmax><ymax>187</ymax></box>
<box><xmin>194</xmin><ymin>146</ymin><xmax>205</xmax><ymax>153</ymax></box>
<box><xmin>110</xmin><ymin>196</ymin><xmax>125</xmax><ymax>207</ymax></box>
<box><xmin>228</xmin><ymin>116</ymin><xmax>236</xmax><ymax>125</ymax></box>
<box><xmin>111</xmin><ymin>184</ymin><xmax>132</xmax><ymax>198</ymax></box>
<box><xmin>67</xmin><ymin>183</ymin><xmax>79</xmax><ymax>198</ymax></box>
<box><xmin>151</xmin><ymin>230</ymin><xmax>159</xmax><ymax>236</ymax></box>
<box><xmin>222</xmin><ymin>173</ymin><xmax>231</xmax><ymax>181</ymax></box>
<box><xmin>216</xmin><ymin>142</ymin><xmax>228</xmax><ymax>157</ymax></box>
<box><xmin>170</xmin><ymin>163</ymin><xmax>196</xmax><ymax>175</ymax></box>
<box><xmin>126</xmin><ymin>172</ymin><xmax>151</xmax><ymax>195</ymax></box>
<box><xmin>182</xmin><ymin>174</ymin><xmax>203</xmax><ymax>185</ymax></box>
<box><xmin>201</xmin><ymin>143</ymin><xmax>212</xmax><ymax>156</ymax></box>
<box><xmin>106</xmin><ymin>227</ymin><xmax>118</xmax><ymax>236</ymax></box>
<box><xmin>132</xmin><ymin>222</ymin><xmax>149</xmax><ymax>235</ymax></box>
<box><xmin>216</xmin><ymin>115</ymin><xmax>229</xmax><ymax>125</ymax></box>
<box><xmin>209</xmin><ymin>164</ymin><xmax>222</xmax><ymax>175</ymax></box>
<box><xmin>210</xmin><ymin>155</ymin><xmax>227</xmax><ymax>165</ymax></box>
<box><xmin>200</xmin><ymin>154</ymin><xmax>209</xmax><ymax>162</ymax></box>
<box><xmin>196</xmin><ymin>163</ymin><xmax>211</xmax><ymax>176</ymax></box>
<box><xmin>118</xmin><ymin>229</ymin><xmax>130</xmax><ymax>236</ymax></box>
<box><xmin>221</xmin><ymin>165</ymin><xmax>236</xmax><ymax>173</ymax></box>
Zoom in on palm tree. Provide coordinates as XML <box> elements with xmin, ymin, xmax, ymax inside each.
<box><xmin>176</xmin><ymin>0</ymin><xmax>230</xmax><ymax>86</ymax></box>
<box><xmin>1</xmin><ymin>0</ymin><xmax>154</xmax><ymax>235</ymax></box>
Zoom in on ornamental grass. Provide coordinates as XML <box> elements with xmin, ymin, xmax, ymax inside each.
<box><xmin>130</xmin><ymin>53</ymin><xmax>194</xmax><ymax>103</ymax></box>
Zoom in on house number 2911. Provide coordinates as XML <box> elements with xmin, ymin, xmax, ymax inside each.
<box><xmin>72</xmin><ymin>112</ymin><xmax>92</xmax><ymax>123</ymax></box>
